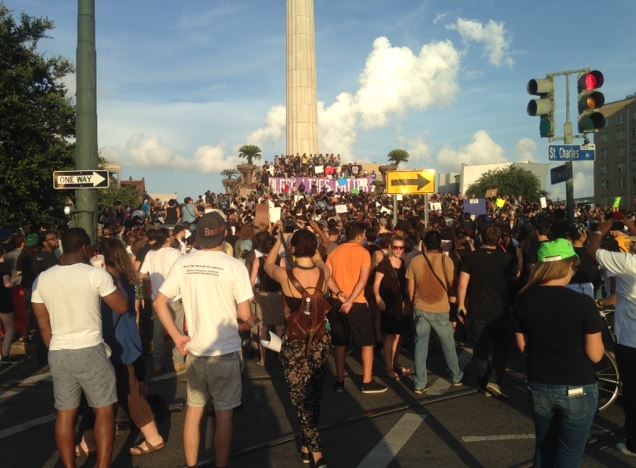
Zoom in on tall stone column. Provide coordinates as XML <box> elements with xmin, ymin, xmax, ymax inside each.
<box><xmin>287</xmin><ymin>0</ymin><xmax>319</xmax><ymax>157</ymax></box>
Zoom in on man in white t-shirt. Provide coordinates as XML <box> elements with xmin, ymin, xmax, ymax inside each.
<box><xmin>31</xmin><ymin>228</ymin><xmax>128</xmax><ymax>468</ymax></box>
<box><xmin>140</xmin><ymin>228</ymin><xmax>183</xmax><ymax>373</ymax></box>
<box><xmin>154</xmin><ymin>212</ymin><xmax>253</xmax><ymax>468</ymax></box>
<box><xmin>589</xmin><ymin>219</ymin><xmax>636</xmax><ymax>457</ymax></box>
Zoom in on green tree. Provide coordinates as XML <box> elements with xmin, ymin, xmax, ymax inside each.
<box><xmin>97</xmin><ymin>185</ymin><xmax>142</xmax><ymax>211</ymax></box>
<box><xmin>387</xmin><ymin>149</ymin><xmax>410</xmax><ymax>167</ymax></box>
<box><xmin>0</xmin><ymin>5</ymin><xmax>75</xmax><ymax>227</ymax></box>
<box><xmin>465</xmin><ymin>165</ymin><xmax>547</xmax><ymax>201</ymax></box>
<box><xmin>221</xmin><ymin>168</ymin><xmax>239</xmax><ymax>179</ymax></box>
<box><xmin>238</xmin><ymin>144</ymin><xmax>262</xmax><ymax>165</ymax></box>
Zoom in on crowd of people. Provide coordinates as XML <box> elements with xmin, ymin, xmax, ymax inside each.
<box><xmin>1</xmin><ymin>170</ymin><xmax>636</xmax><ymax>467</ymax></box>
<box><xmin>261</xmin><ymin>153</ymin><xmax>373</xmax><ymax>181</ymax></box>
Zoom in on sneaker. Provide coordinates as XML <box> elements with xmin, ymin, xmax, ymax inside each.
<box><xmin>314</xmin><ymin>458</ymin><xmax>327</xmax><ymax>468</ymax></box>
<box><xmin>361</xmin><ymin>380</ymin><xmax>388</xmax><ymax>394</ymax></box>
<box><xmin>485</xmin><ymin>382</ymin><xmax>509</xmax><ymax>399</ymax></box>
<box><xmin>414</xmin><ymin>386</ymin><xmax>429</xmax><ymax>395</ymax></box>
<box><xmin>617</xmin><ymin>442</ymin><xmax>636</xmax><ymax>457</ymax></box>
<box><xmin>299</xmin><ymin>450</ymin><xmax>311</xmax><ymax>464</ymax></box>
<box><xmin>451</xmin><ymin>381</ymin><xmax>464</xmax><ymax>388</ymax></box>
<box><xmin>334</xmin><ymin>381</ymin><xmax>345</xmax><ymax>393</ymax></box>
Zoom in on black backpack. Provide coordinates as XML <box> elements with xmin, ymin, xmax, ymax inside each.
<box><xmin>284</xmin><ymin>267</ymin><xmax>331</xmax><ymax>356</ymax></box>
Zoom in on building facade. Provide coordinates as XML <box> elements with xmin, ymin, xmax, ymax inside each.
<box><xmin>594</xmin><ymin>96</ymin><xmax>636</xmax><ymax>209</ymax></box>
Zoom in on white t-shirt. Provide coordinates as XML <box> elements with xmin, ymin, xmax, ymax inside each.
<box><xmin>140</xmin><ymin>247</ymin><xmax>181</xmax><ymax>300</ymax></box>
<box><xmin>159</xmin><ymin>250</ymin><xmax>253</xmax><ymax>357</ymax></box>
<box><xmin>596</xmin><ymin>249</ymin><xmax>636</xmax><ymax>348</ymax></box>
<box><xmin>31</xmin><ymin>263</ymin><xmax>117</xmax><ymax>350</ymax></box>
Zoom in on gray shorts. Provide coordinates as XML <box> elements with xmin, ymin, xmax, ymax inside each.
<box><xmin>186</xmin><ymin>351</ymin><xmax>242</xmax><ymax>410</ymax></box>
<box><xmin>48</xmin><ymin>343</ymin><xmax>117</xmax><ymax>410</ymax></box>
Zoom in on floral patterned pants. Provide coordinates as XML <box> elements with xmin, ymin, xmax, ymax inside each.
<box><xmin>280</xmin><ymin>332</ymin><xmax>331</xmax><ymax>453</ymax></box>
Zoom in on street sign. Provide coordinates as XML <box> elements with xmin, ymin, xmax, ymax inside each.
<box><xmin>550</xmin><ymin>164</ymin><xmax>572</xmax><ymax>185</ymax></box>
<box><xmin>548</xmin><ymin>144</ymin><xmax>595</xmax><ymax>161</ymax></box>
<box><xmin>53</xmin><ymin>170</ymin><xmax>109</xmax><ymax>189</ymax></box>
<box><xmin>386</xmin><ymin>170</ymin><xmax>435</xmax><ymax>195</ymax></box>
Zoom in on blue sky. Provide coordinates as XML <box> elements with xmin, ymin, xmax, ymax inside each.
<box><xmin>7</xmin><ymin>0</ymin><xmax>636</xmax><ymax>200</ymax></box>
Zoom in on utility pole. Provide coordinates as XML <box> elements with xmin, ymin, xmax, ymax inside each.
<box><xmin>75</xmin><ymin>0</ymin><xmax>98</xmax><ymax>244</ymax></box>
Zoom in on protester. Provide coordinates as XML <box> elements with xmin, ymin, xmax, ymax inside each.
<box><xmin>154</xmin><ymin>212</ymin><xmax>254</xmax><ymax>468</ymax></box>
<box><xmin>588</xmin><ymin>218</ymin><xmax>636</xmax><ymax>457</ymax></box>
<box><xmin>0</xmin><ymin>245</ymin><xmax>16</xmax><ymax>363</ymax></box>
<box><xmin>373</xmin><ymin>234</ymin><xmax>410</xmax><ymax>381</ymax></box>
<box><xmin>407</xmin><ymin>230</ymin><xmax>463</xmax><ymax>393</ymax></box>
<box><xmin>140</xmin><ymin>228</ymin><xmax>184</xmax><ymax>374</ymax></box>
<box><xmin>264</xmin><ymin>227</ymin><xmax>331</xmax><ymax>468</ymax></box>
<box><xmin>515</xmin><ymin>239</ymin><xmax>604</xmax><ymax>466</ymax></box>
<box><xmin>31</xmin><ymin>228</ymin><xmax>129</xmax><ymax>468</ymax></box>
<box><xmin>457</xmin><ymin>224</ymin><xmax>515</xmax><ymax>398</ymax></box>
<box><xmin>327</xmin><ymin>222</ymin><xmax>386</xmax><ymax>394</ymax></box>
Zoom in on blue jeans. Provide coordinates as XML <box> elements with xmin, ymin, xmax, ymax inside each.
<box><xmin>413</xmin><ymin>310</ymin><xmax>463</xmax><ymax>390</ymax></box>
<box><xmin>528</xmin><ymin>382</ymin><xmax>598</xmax><ymax>468</ymax></box>
<box><xmin>566</xmin><ymin>283</ymin><xmax>594</xmax><ymax>299</ymax></box>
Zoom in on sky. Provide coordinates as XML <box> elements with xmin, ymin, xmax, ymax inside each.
<box><xmin>6</xmin><ymin>0</ymin><xmax>636</xmax><ymax>200</ymax></box>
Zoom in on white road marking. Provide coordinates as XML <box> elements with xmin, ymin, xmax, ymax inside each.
<box><xmin>462</xmin><ymin>434</ymin><xmax>535</xmax><ymax>442</ymax></box>
<box><xmin>0</xmin><ymin>414</ymin><xmax>55</xmax><ymax>439</ymax></box>
<box><xmin>0</xmin><ymin>390</ymin><xmax>20</xmax><ymax>402</ymax></box>
<box><xmin>357</xmin><ymin>413</ymin><xmax>427</xmax><ymax>468</ymax></box>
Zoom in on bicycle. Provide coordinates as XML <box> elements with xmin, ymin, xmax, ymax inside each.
<box><xmin>595</xmin><ymin>308</ymin><xmax>622</xmax><ymax>411</ymax></box>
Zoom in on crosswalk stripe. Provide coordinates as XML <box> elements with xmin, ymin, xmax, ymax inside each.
<box><xmin>462</xmin><ymin>433</ymin><xmax>535</xmax><ymax>442</ymax></box>
<box><xmin>357</xmin><ymin>412</ymin><xmax>427</xmax><ymax>468</ymax></box>
<box><xmin>0</xmin><ymin>414</ymin><xmax>55</xmax><ymax>439</ymax></box>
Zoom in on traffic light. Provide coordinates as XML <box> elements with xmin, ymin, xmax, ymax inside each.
<box><xmin>577</xmin><ymin>70</ymin><xmax>605</xmax><ymax>133</ymax></box>
<box><xmin>527</xmin><ymin>77</ymin><xmax>555</xmax><ymax>138</ymax></box>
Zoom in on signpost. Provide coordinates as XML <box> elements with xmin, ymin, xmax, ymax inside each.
<box><xmin>548</xmin><ymin>144</ymin><xmax>595</xmax><ymax>161</ymax></box>
<box><xmin>53</xmin><ymin>170</ymin><xmax>109</xmax><ymax>189</ymax></box>
<box><xmin>550</xmin><ymin>164</ymin><xmax>572</xmax><ymax>185</ymax></box>
<box><xmin>386</xmin><ymin>170</ymin><xmax>435</xmax><ymax>195</ymax></box>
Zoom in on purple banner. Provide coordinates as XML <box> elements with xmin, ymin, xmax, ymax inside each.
<box><xmin>268</xmin><ymin>177</ymin><xmax>372</xmax><ymax>194</ymax></box>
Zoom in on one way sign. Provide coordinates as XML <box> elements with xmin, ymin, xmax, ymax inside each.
<box><xmin>53</xmin><ymin>170</ymin><xmax>110</xmax><ymax>189</ymax></box>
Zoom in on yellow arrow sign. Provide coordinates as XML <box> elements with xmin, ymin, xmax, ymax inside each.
<box><xmin>386</xmin><ymin>170</ymin><xmax>435</xmax><ymax>195</ymax></box>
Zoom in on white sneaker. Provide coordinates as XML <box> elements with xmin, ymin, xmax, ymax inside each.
<box><xmin>617</xmin><ymin>442</ymin><xmax>636</xmax><ymax>457</ymax></box>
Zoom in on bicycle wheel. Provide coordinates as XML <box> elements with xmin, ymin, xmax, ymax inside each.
<box><xmin>595</xmin><ymin>350</ymin><xmax>621</xmax><ymax>411</ymax></box>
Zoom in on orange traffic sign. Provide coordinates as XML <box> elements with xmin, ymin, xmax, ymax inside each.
<box><xmin>386</xmin><ymin>170</ymin><xmax>435</xmax><ymax>195</ymax></box>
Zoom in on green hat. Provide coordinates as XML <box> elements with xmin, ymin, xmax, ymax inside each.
<box><xmin>25</xmin><ymin>233</ymin><xmax>40</xmax><ymax>247</ymax></box>
<box><xmin>538</xmin><ymin>238</ymin><xmax>577</xmax><ymax>263</ymax></box>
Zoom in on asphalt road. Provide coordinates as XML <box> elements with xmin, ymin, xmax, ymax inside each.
<box><xmin>0</xmin><ymin>342</ymin><xmax>634</xmax><ymax>468</ymax></box>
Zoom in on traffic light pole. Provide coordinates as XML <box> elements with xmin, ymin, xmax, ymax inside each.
<box><xmin>75</xmin><ymin>0</ymin><xmax>98</xmax><ymax>245</ymax></box>
<box><xmin>546</xmin><ymin>68</ymin><xmax>590</xmax><ymax>224</ymax></box>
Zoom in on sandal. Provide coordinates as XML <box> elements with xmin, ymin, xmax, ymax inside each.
<box><xmin>129</xmin><ymin>439</ymin><xmax>165</xmax><ymax>456</ymax></box>
<box><xmin>75</xmin><ymin>443</ymin><xmax>95</xmax><ymax>457</ymax></box>
<box><xmin>386</xmin><ymin>369</ymin><xmax>401</xmax><ymax>381</ymax></box>
<box><xmin>394</xmin><ymin>365</ymin><xmax>412</xmax><ymax>376</ymax></box>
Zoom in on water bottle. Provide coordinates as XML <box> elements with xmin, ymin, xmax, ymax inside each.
<box><xmin>303</xmin><ymin>297</ymin><xmax>311</xmax><ymax>315</ymax></box>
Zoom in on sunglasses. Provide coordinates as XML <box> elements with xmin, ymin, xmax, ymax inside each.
<box><xmin>392</xmin><ymin>245</ymin><xmax>405</xmax><ymax>250</ymax></box>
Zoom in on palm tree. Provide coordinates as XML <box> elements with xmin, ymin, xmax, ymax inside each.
<box><xmin>220</xmin><ymin>168</ymin><xmax>239</xmax><ymax>179</ymax></box>
<box><xmin>387</xmin><ymin>149</ymin><xmax>410</xmax><ymax>167</ymax></box>
<box><xmin>238</xmin><ymin>144</ymin><xmax>262</xmax><ymax>166</ymax></box>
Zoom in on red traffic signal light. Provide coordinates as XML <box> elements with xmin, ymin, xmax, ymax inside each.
<box><xmin>577</xmin><ymin>70</ymin><xmax>605</xmax><ymax>133</ymax></box>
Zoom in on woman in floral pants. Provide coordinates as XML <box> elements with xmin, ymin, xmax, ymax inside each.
<box><xmin>265</xmin><ymin>228</ymin><xmax>331</xmax><ymax>468</ymax></box>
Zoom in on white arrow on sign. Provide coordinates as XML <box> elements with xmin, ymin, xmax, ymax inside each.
<box><xmin>91</xmin><ymin>171</ymin><xmax>106</xmax><ymax>187</ymax></box>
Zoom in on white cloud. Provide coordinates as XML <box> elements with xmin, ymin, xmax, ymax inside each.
<box><xmin>101</xmin><ymin>133</ymin><xmax>239</xmax><ymax>174</ymax></box>
<box><xmin>515</xmin><ymin>138</ymin><xmax>538</xmax><ymax>162</ymax></box>
<box><xmin>251</xmin><ymin>36</ymin><xmax>461</xmax><ymax>159</ymax></box>
<box><xmin>436</xmin><ymin>130</ymin><xmax>508</xmax><ymax>170</ymax></box>
<box><xmin>247</xmin><ymin>105</ymin><xmax>286</xmax><ymax>148</ymax></box>
<box><xmin>58</xmin><ymin>73</ymin><xmax>76</xmax><ymax>98</ymax></box>
<box><xmin>446</xmin><ymin>18</ymin><xmax>513</xmax><ymax>67</ymax></box>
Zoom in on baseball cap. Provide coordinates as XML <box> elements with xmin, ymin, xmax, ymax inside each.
<box><xmin>25</xmin><ymin>233</ymin><xmax>40</xmax><ymax>247</ymax></box>
<box><xmin>196</xmin><ymin>212</ymin><xmax>226</xmax><ymax>248</ymax></box>
<box><xmin>538</xmin><ymin>238</ymin><xmax>578</xmax><ymax>263</ymax></box>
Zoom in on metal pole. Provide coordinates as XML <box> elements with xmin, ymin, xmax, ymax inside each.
<box><xmin>392</xmin><ymin>195</ymin><xmax>398</xmax><ymax>228</ymax></box>
<box><xmin>424</xmin><ymin>194</ymin><xmax>429</xmax><ymax>228</ymax></box>
<box><xmin>75</xmin><ymin>0</ymin><xmax>98</xmax><ymax>244</ymax></box>
<box><xmin>564</xmin><ymin>74</ymin><xmax>575</xmax><ymax>224</ymax></box>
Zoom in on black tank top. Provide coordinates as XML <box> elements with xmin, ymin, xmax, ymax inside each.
<box><xmin>165</xmin><ymin>206</ymin><xmax>178</xmax><ymax>224</ymax></box>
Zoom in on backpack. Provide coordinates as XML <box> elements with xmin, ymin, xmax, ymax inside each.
<box><xmin>284</xmin><ymin>267</ymin><xmax>331</xmax><ymax>356</ymax></box>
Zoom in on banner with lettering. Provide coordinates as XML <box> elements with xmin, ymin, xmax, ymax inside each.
<box><xmin>268</xmin><ymin>177</ymin><xmax>372</xmax><ymax>194</ymax></box>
